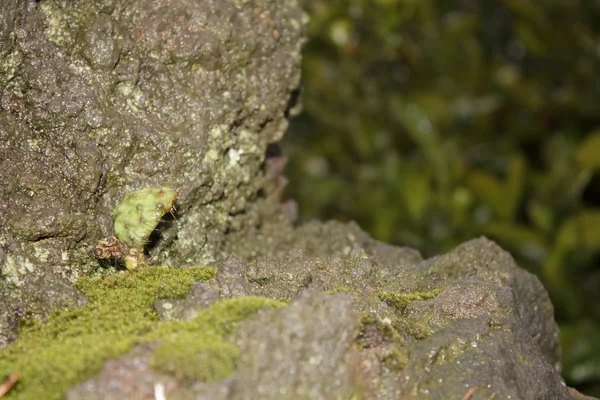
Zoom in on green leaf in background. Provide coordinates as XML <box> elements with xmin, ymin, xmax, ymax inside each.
<box><xmin>466</xmin><ymin>155</ymin><xmax>525</xmax><ymax>221</ymax></box>
<box><xmin>528</xmin><ymin>200</ymin><xmax>554</xmax><ymax>234</ymax></box>
<box><xmin>399</xmin><ymin>163</ymin><xmax>432</xmax><ymax>222</ymax></box>
<box><xmin>544</xmin><ymin>210</ymin><xmax>600</xmax><ymax>302</ymax></box>
<box><xmin>576</xmin><ymin>130</ymin><xmax>600</xmax><ymax>169</ymax></box>
<box><xmin>561</xmin><ymin>322</ymin><xmax>600</xmax><ymax>390</ymax></box>
<box><xmin>481</xmin><ymin>221</ymin><xmax>546</xmax><ymax>259</ymax></box>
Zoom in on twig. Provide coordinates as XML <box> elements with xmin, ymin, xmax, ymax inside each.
<box><xmin>461</xmin><ymin>387</ymin><xmax>475</xmax><ymax>400</ymax></box>
<box><xmin>0</xmin><ymin>373</ymin><xmax>19</xmax><ymax>398</ymax></box>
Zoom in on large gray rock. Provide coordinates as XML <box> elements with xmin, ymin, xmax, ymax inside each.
<box><xmin>68</xmin><ymin>225</ymin><xmax>579</xmax><ymax>399</ymax></box>
<box><xmin>0</xmin><ymin>0</ymin><xmax>305</xmax><ymax>345</ymax></box>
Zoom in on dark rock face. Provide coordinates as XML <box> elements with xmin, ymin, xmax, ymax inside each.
<box><xmin>0</xmin><ymin>0</ymin><xmax>305</xmax><ymax>344</ymax></box>
<box><xmin>215</xmin><ymin>230</ymin><xmax>570</xmax><ymax>399</ymax></box>
<box><xmin>70</xmin><ymin>225</ymin><xmax>577</xmax><ymax>399</ymax></box>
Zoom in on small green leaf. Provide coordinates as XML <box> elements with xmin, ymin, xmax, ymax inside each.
<box><xmin>467</xmin><ymin>171</ymin><xmax>506</xmax><ymax>217</ymax></box>
<box><xmin>399</xmin><ymin>166</ymin><xmax>431</xmax><ymax>221</ymax></box>
<box><xmin>528</xmin><ymin>201</ymin><xmax>554</xmax><ymax>233</ymax></box>
<box><xmin>575</xmin><ymin>130</ymin><xmax>600</xmax><ymax>169</ymax></box>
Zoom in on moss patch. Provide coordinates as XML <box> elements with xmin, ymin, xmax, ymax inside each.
<box><xmin>149</xmin><ymin>297</ymin><xmax>286</xmax><ymax>382</ymax></box>
<box><xmin>0</xmin><ymin>266</ymin><xmax>284</xmax><ymax>399</ymax></box>
<box><xmin>379</xmin><ymin>288</ymin><xmax>443</xmax><ymax>313</ymax></box>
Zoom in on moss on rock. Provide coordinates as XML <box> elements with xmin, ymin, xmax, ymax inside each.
<box><xmin>0</xmin><ymin>266</ymin><xmax>284</xmax><ymax>400</ymax></box>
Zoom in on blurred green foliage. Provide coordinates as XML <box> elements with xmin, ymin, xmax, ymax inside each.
<box><xmin>284</xmin><ymin>0</ymin><xmax>600</xmax><ymax>395</ymax></box>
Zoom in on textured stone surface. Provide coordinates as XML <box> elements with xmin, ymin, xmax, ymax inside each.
<box><xmin>228</xmin><ymin>290</ymin><xmax>361</xmax><ymax>400</ymax></box>
<box><xmin>0</xmin><ymin>0</ymin><xmax>306</xmax><ymax>345</ymax></box>
<box><xmin>67</xmin><ymin>225</ymin><xmax>582</xmax><ymax>399</ymax></box>
<box><xmin>213</xmin><ymin>231</ymin><xmax>570</xmax><ymax>399</ymax></box>
<box><xmin>0</xmin><ymin>1</ymin><xmax>588</xmax><ymax>398</ymax></box>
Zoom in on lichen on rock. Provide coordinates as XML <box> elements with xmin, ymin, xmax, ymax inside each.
<box><xmin>0</xmin><ymin>0</ymin><xmax>306</xmax><ymax>346</ymax></box>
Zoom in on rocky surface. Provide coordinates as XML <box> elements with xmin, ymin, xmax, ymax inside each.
<box><xmin>68</xmin><ymin>226</ymin><xmax>578</xmax><ymax>399</ymax></box>
<box><xmin>0</xmin><ymin>1</ymin><xmax>590</xmax><ymax>399</ymax></box>
<box><xmin>0</xmin><ymin>0</ymin><xmax>305</xmax><ymax>345</ymax></box>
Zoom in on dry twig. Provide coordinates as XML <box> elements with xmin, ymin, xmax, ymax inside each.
<box><xmin>461</xmin><ymin>387</ymin><xmax>476</xmax><ymax>400</ymax></box>
<box><xmin>0</xmin><ymin>373</ymin><xmax>19</xmax><ymax>398</ymax></box>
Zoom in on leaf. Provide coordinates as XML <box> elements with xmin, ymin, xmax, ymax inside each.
<box><xmin>480</xmin><ymin>221</ymin><xmax>547</xmax><ymax>264</ymax></box>
<box><xmin>399</xmin><ymin>166</ymin><xmax>431</xmax><ymax>222</ymax></box>
<box><xmin>467</xmin><ymin>155</ymin><xmax>526</xmax><ymax>220</ymax></box>
<box><xmin>515</xmin><ymin>22</ymin><xmax>547</xmax><ymax>56</ymax></box>
<box><xmin>505</xmin><ymin>155</ymin><xmax>527</xmax><ymax>219</ymax></box>
<box><xmin>561</xmin><ymin>322</ymin><xmax>600</xmax><ymax>386</ymax></box>
<box><xmin>481</xmin><ymin>221</ymin><xmax>546</xmax><ymax>247</ymax></box>
<box><xmin>555</xmin><ymin>210</ymin><xmax>600</xmax><ymax>251</ymax></box>
<box><xmin>528</xmin><ymin>201</ymin><xmax>554</xmax><ymax>234</ymax></box>
<box><xmin>390</xmin><ymin>97</ymin><xmax>449</xmax><ymax>192</ymax></box>
<box><xmin>575</xmin><ymin>129</ymin><xmax>600</xmax><ymax>169</ymax></box>
<box><xmin>467</xmin><ymin>171</ymin><xmax>506</xmax><ymax>218</ymax></box>
<box><xmin>544</xmin><ymin>210</ymin><xmax>600</xmax><ymax>290</ymax></box>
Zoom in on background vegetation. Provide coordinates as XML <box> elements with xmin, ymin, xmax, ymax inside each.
<box><xmin>284</xmin><ymin>0</ymin><xmax>600</xmax><ymax>395</ymax></box>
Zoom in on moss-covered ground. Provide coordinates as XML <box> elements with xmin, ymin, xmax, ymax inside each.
<box><xmin>0</xmin><ymin>266</ymin><xmax>285</xmax><ymax>400</ymax></box>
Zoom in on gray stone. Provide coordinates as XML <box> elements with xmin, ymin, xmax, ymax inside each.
<box><xmin>228</xmin><ymin>289</ymin><xmax>361</xmax><ymax>400</ymax></box>
<box><xmin>154</xmin><ymin>281</ymin><xmax>220</xmax><ymax>321</ymax></box>
<box><xmin>63</xmin><ymin>230</ymin><xmax>585</xmax><ymax>399</ymax></box>
<box><xmin>0</xmin><ymin>0</ymin><xmax>306</xmax><ymax>345</ymax></box>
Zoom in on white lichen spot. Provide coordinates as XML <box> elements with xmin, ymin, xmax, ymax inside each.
<box><xmin>27</xmin><ymin>139</ymin><xmax>40</xmax><ymax>151</ymax></box>
<box><xmin>61</xmin><ymin>251</ymin><xmax>69</xmax><ymax>262</ymax></box>
<box><xmin>204</xmin><ymin>149</ymin><xmax>220</xmax><ymax>164</ymax></box>
<box><xmin>32</xmin><ymin>244</ymin><xmax>50</xmax><ymax>263</ymax></box>
<box><xmin>154</xmin><ymin>382</ymin><xmax>166</xmax><ymax>400</ymax></box>
<box><xmin>2</xmin><ymin>254</ymin><xmax>35</xmax><ymax>286</ymax></box>
<box><xmin>40</xmin><ymin>3</ymin><xmax>71</xmax><ymax>46</ymax></box>
<box><xmin>228</xmin><ymin>148</ymin><xmax>241</xmax><ymax>167</ymax></box>
<box><xmin>126</xmin><ymin>98</ymin><xmax>139</xmax><ymax>113</ymax></box>
<box><xmin>210</xmin><ymin>124</ymin><xmax>228</xmax><ymax>139</ymax></box>
<box><xmin>117</xmin><ymin>82</ymin><xmax>134</xmax><ymax>97</ymax></box>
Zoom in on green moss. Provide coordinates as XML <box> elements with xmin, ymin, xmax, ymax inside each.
<box><xmin>379</xmin><ymin>288</ymin><xmax>443</xmax><ymax>313</ymax></box>
<box><xmin>153</xmin><ymin>336</ymin><xmax>239</xmax><ymax>382</ymax></box>
<box><xmin>0</xmin><ymin>266</ymin><xmax>284</xmax><ymax>400</ymax></box>
<box><xmin>381</xmin><ymin>345</ymin><xmax>408</xmax><ymax>371</ymax></box>
<box><xmin>324</xmin><ymin>286</ymin><xmax>353</xmax><ymax>295</ymax></box>
<box><xmin>149</xmin><ymin>296</ymin><xmax>285</xmax><ymax>382</ymax></box>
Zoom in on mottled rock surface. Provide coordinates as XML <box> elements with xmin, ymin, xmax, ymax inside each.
<box><xmin>69</xmin><ymin>224</ymin><xmax>580</xmax><ymax>399</ymax></box>
<box><xmin>0</xmin><ymin>1</ymin><xmax>588</xmax><ymax>399</ymax></box>
<box><xmin>0</xmin><ymin>0</ymin><xmax>305</xmax><ymax>345</ymax></box>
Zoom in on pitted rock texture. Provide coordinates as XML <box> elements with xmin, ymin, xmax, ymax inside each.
<box><xmin>0</xmin><ymin>0</ymin><xmax>305</xmax><ymax>345</ymax></box>
<box><xmin>69</xmin><ymin>226</ymin><xmax>581</xmax><ymax>399</ymax></box>
<box><xmin>214</xmin><ymin>234</ymin><xmax>569</xmax><ymax>399</ymax></box>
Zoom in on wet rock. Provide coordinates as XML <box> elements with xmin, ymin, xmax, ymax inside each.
<box><xmin>67</xmin><ymin>343</ymin><xmax>179</xmax><ymax>400</ymax></box>
<box><xmin>65</xmin><ymin>235</ymin><xmax>582</xmax><ymax>399</ymax></box>
<box><xmin>215</xmin><ymin>232</ymin><xmax>574</xmax><ymax>399</ymax></box>
<box><xmin>227</xmin><ymin>289</ymin><xmax>361</xmax><ymax>400</ymax></box>
<box><xmin>0</xmin><ymin>0</ymin><xmax>306</xmax><ymax>345</ymax></box>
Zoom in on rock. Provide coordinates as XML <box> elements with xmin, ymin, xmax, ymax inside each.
<box><xmin>0</xmin><ymin>1</ymin><xmax>590</xmax><ymax>398</ymax></box>
<box><xmin>66</xmin><ymin>343</ymin><xmax>179</xmax><ymax>400</ymax></box>
<box><xmin>154</xmin><ymin>281</ymin><xmax>220</xmax><ymax>321</ymax></box>
<box><xmin>71</xmin><ymin>229</ymin><xmax>581</xmax><ymax>399</ymax></box>
<box><xmin>0</xmin><ymin>0</ymin><xmax>306</xmax><ymax>345</ymax></box>
<box><xmin>213</xmin><ymin>229</ymin><xmax>574</xmax><ymax>399</ymax></box>
<box><xmin>227</xmin><ymin>289</ymin><xmax>361</xmax><ymax>400</ymax></box>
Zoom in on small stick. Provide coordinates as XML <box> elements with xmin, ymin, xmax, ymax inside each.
<box><xmin>0</xmin><ymin>373</ymin><xmax>19</xmax><ymax>398</ymax></box>
<box><xmin>462</xmin><ymin>388</ymin><xmax>475</xmax><ymax>400</ymax></box>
